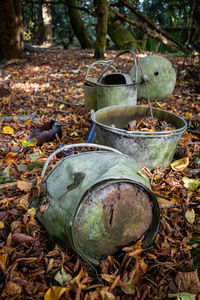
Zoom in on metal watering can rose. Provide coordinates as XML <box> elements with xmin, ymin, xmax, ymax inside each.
<box><xmin>96</xmin><ymin>50</ymin><xmax>138</xmax><ymax>110</ymax></box>
<box><xmin>35</xmin><ymin>144</ymin><xmax>160</xmax><ymax>265</ymax></box>
<box><xmin>130</xmin><ymin>55</ymin><xmax>176</xmax><ymax>101</ymax></box>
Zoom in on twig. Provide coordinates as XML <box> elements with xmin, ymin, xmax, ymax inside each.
<box><xmin>0</xmin><ymin>182</ymin><xmax>17</xmax><ymax>189</ymax></box>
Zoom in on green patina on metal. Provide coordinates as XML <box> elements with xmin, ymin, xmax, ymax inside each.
<box><xmin>36</xmin><ymin>146</ymin><xmax>160</xmax><ymax>265</ymax></box>
<box><xmin>92</xmin><ymin>105</ymin><xmax>187</xmax><ymax>170</ymax></box>
<box><xmin>130</xmin><ymin>55</ymin><xmax>176</xmax><ymax>101</ymax></box>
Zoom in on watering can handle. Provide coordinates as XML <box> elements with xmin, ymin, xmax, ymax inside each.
<box><xmin>85</xmin><ymin>60</ymin><xmax>117</xmax><ymax>82</ymax></box>
<box><xmin>41</xmin><ymin>143</ymin><xmax>123</xmax><ymax>178</ymax></box>
<box><xmin>97</xmin><ymin>50</ymin><xmax>138</xmax><ymax>83</ymax></box>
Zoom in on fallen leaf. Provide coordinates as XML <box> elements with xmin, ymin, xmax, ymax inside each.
<box><xmin>157</xmin><ymin>197</ymin><xmax>174</xmax><ymax>208</ymax></box>
<box><xmin>168</xmin><ymin>292</ymin><xmax>196</xmax><ymax>300</ymax></box>
<box><xmin>0</xmin><ymin>248</ymin><xmax>8</xmax><ymax>269</ymax></box>
<box><xmin>3</xmin><ymin>281</ymin><xmax>22</xmax><ymax>297</ymax></box>
<box><xmin>17</xmin><ymin>163</ymin><xmax>28</xmax><ymax>172</ymax></box>
<box><xmin>100</xmin><ymin>290</ymin><xmax>115</xmax><ymax>300</ymax></box>
<box><xmin>17</xmin><ymin>180</ymin><xmax>32</xmax><ymax>192</ymax></box>
<box><xmin>44</xmin><ymin>286</ymin><xmax>66</xmax><ymax>300</ymax></box>
<box><xmin>0</xmin><ymin>221</ymin><xmax>4</xmax><ymax>229</ymax></box>
<box><xmin>27</xmin><ymin>207</ymin><xmax>36</xmax><ymax>216</ymax></box>
<box><xmin>28</xmin><ymin>152</ymin><xmax>40</xmax><ymax>160</ymax></box>
<box><xmin>12</xmin><ymin>233</ymin><xmax>34</xmax><ymax>244</ymax></box>
<box><xmin>54</xmin><ymin>266</ymin><xmax>71</xmax><ymax>285</ymax></box>
<box><xmin>175</xmin><ymin>270</ymin><xmax>200</xmax><ymax>294</ymax></box>
<box><xmin>185</xmin><ymin>209</ymin><xmax>195</xmax><ymax>224</ymax></box>
<box><xmin>182</xmin><ymin>177</ymin><xmax>200</xmax><ymax>191</ymax></box>
<box><xmin>47</xmin><ymin>103</ymin><xmax>54</xmax><ymax>107</ymax></box>
<box><xmin>21</xmin><ymin>138</ymin><xmax>37</xmax><ymax>147</ymax></box>
<box><xmin>5</xmin><ymin>153</ymin><xmax>17</xmax><ymax>164</ymax></box>
<box><xmin>171</xmin><ymin>157</ymin><xmax>189</xmax><ymax>171</ymax></box>
<box><xmin>40</xmin><ymin>203</ymin><xmax>50</xmax><ymax>214</ymax></box>
<box><xmin>185</xmin><ymin>112</ymin><xmax>193</xmax><ymax>119</ymax></box>
<box><xmin>3</xmin><ymin>126</ymin><xmax>14</xmax><ymax>135</ymax></box>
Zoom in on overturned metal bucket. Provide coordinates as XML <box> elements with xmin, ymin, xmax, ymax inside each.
<box><xmin>91</xmin><ymin>106</ymin><xmax>187</xmax><ymax>170</ymax></box>
<box><xmin>36</xmin><ymin>144</ymin><xmax>160</xmax><ymax>265</ymax></box>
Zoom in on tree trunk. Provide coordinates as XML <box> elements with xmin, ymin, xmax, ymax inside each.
<box><xmin>67</xmin><ymin>0</ymin><xmax>92</xmax><ymax>49</ymax></box>
<box><xmin>120</xmin><ymin>0</ymin><xmax>184</xmax><ymax>50</ymax></box>
<box><xmin>94</xmin><ymin>0</ymin><xmax>109</xmax><ymax>59</ymax></box>
<box><xmin>42</xmin><ymin>0</ymin><xmax>53</xmax><ymax>45</ymax></box>
<box><xmin>108</xmin><ymin>11</ymin><xmax>138</xmax><ymax>51</ymax></box>
<box><xmin>110</xmin><ymin>7</ymin><xmax>188</xmax><ymax>53</ymax></box>
<box><xmin>0</xmin><ymin>0</ymin><xmax>24</xmax><ymax>59</ymax></box>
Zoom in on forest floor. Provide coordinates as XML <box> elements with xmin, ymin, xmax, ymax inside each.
<box><xmin>0</xmin><ymin>48</ymin><xmax>200</xmax><ymax>300</ymax></box>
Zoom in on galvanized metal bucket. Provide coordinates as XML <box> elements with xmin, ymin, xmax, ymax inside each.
<box><xmin>37</xmin><ymin>143</ymin><xmax>160</xmax><ymax>265</ymax></box>
<box><xmin>96</xmin><ymin>50</ymin><xmax>138</xmax><ymax>109</ymax></box>
<box><xmin>84</xmin><ymin>60</ymin><xmax>117</xmax><ymax>112</ymax></box>
<box><xmin>91</xmin><ymin>106</ymin><xmax>187</xmax><ymax>170</ymax></box>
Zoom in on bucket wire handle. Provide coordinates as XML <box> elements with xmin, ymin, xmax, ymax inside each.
<box><xmin>97</xmin><ymin>50</ymin><xmax>138</xmax><ymax>83</ymax></box>
<box><xmin>85</xmin><ymin>60</ymin><xmax>118</xmax><ymax>84</ymax></box>
<box><xmin>41</xmin><ymin>143</ymin><xmax>123</xmax><ymax>178</ymax></box>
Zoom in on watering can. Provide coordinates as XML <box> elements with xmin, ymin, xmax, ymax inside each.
<box><xmin>96</xmin><ymin>50</ymin><xmax>138</xmax><ymax>110</ymax></box>
<box><xmin>35</xmin><ymin>143</ymin><xmax>160</xmax><ymax>265</ymax></box>
<box><xmin>84</xmin><ymin>60</ymin><xmax>118</xmax><ymax>112</ymax></box>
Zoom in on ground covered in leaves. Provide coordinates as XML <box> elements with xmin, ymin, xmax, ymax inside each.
<box><xmin>0</xmin><ymin>48</ymin><xmax>200</xmax><ymax>300</ymax></box>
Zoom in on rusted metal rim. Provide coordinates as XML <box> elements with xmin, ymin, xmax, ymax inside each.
<box><xmin>72</xmin><ymin>178</ymin><xmax>160</xmax><ymax>266</ymax></box>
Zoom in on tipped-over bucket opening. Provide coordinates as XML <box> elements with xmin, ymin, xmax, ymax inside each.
<box><xmin>72</xmin><ymin>178</ymin><xmax>160</xmax><ymax>265</ymax></box>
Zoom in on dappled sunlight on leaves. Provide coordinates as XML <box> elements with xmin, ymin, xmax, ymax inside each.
<box><xmin>0</xmin><ymin>49</ymin><xmax>199</xmax><ymax>299</ymax></box>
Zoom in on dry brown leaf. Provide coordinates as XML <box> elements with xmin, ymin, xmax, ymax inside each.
<box><xmin>12</xmin><ymin>232</ymin><xmax>34</xmax><ymax>244</ymax></box>
<box><xmin>100</xmin><ymin>290</ymin><xmax>115</xmax><ymax>300</ymax></box>
<box><xmin>185</xmin><ymin>209</ymin><xmax>195</xmax><ymax>224</ymax></box>
<box><xmin>3</xmin><ymin>281</ymin><xmax>22</xmax><ymax>297</ymax></box>
<box><xmin>170</xmin><ymin>157</ymin><xmax>189</xmax><ymax>171</ymax></box>
<box><xmin>175</xmin><ymin>270</ymin><xmax>200</xmax><ymax>294</ymax></box>
<box><xmin>17</xmin><ymin>180</ymin><xmax>32</xmax><ymax>192</ymax></box>
<box><xmin>157</xmin><ymin>197</ymin><xmax>174</xmax><ymax>208</ymax></box>
<box><xmin>40</xmin><ymin>202</ymin><xmax>50</xmax><ymax>214</ymax></box>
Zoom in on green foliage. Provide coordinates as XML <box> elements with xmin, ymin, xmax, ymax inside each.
<box><xmin>29</xmin><ymin>161</ymin><xmax>44</xmax><ymax>170</ymax></box>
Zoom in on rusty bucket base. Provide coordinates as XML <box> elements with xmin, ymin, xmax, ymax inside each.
<box><xmin>73</xmin><ymin>181</ymin><xmax>152</xmax><ymax>262</ymax></box>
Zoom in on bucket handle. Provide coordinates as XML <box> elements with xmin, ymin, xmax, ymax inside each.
<box><xmin>41</xmin><ymin>143</ymin><xmax>123</xmax><ymax>178</ymax></box>
<box><xmin>97</xmin><ymin>50</ymin><xmax>138</xmax><ymax>83</ymax></box>
<box><xmin>85</xmin><ymin>60</ymin><xmax>118</xmax><ymax>84</ymax></box>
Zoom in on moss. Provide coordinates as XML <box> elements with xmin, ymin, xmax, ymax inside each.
<box><xmin>29</xmin><ymin>161</ymin><xmax>44</xmax><ymax>170</ymax></box>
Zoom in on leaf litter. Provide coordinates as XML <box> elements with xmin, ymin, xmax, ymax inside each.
<box><xmin>0</xmin><ymin>49</ymin><xmax>200</xmax><ymax>299</ymax></box>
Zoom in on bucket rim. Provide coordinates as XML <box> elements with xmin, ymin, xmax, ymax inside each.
<box><xmin>91</xmin><ymin>105</ymin><xmax>187</xmax><ymax>137</ymax></box>
<box><xmin>72</xmin><ymin>178</ymin><xmax>160</xmax><ymax>265</ymax></box>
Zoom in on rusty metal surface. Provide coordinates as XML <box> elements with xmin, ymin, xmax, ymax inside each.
<box><xmin>74</xmin><ymin>182</ymin><xmax>152</xmax><ymax>260</ymax></box>
<box><xmin>37</xmin><ymin>148</ymin><xmax>159</xmax><ymax>265</ymax></box>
